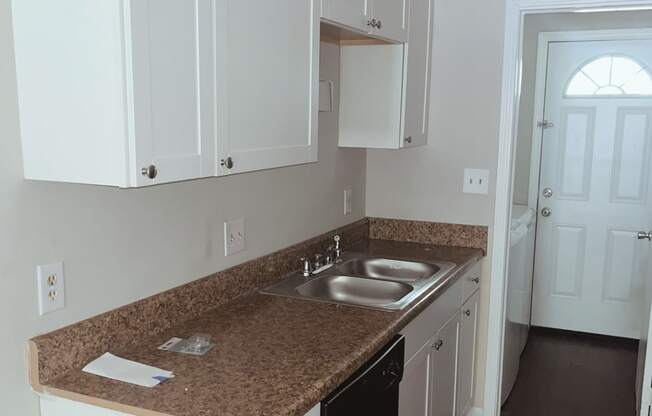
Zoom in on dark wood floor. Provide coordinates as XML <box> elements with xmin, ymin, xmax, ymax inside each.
<box><xmin>501</xmin><ymin>326</ymin><xmax>639</xmax><ymax>416</ymax></box>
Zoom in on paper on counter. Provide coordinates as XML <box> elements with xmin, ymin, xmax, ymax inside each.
<box><xmin>82</xmin><ymin>352</ymin><xmax>174</xmax><ymax>388</ymax></box>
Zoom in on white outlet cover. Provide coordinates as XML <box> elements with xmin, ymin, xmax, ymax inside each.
<box><xmin>463</xmin><ymin>169</ymin><xmax>490</xmax><ymax>195</ymax></box>
<box><xmin>224</xmin><ymin>218</ymin><xmax>246</xmax><ymax>256</ymax></box>
<box><xmin>37</xmin><ymin>261</ymin><xmax>65</xmax><ymax>315</ymax></box>
<box><xmin>344</xmin><ymin>189</ymin><xmax>352</xmax><ymax>215</ymax></box>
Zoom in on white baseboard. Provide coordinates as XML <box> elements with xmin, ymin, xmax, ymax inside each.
<box><xmin>466</xmin><ymin>407</ymin><xmax>483</xmax><ymax>416</ymax></box>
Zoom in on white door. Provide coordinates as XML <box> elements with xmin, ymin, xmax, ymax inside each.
<box><xmin>401</xmin><ymin>0</ymin><xmax>433</xmax><ymax>148</ymax></box>
<box><xmin>129</xmin><ymin>0</ymin><xmax>215</xmax><ymax>186</ymax></box>
<box><xmin>533</xmin><ymin>39</ymin><xmax>652</xmax><ymax>338</ymax></box>
<box><xmin>456</xmin><ymin>290</ymin><xmax>479</xmax><ymax>416</ymax></box>
<box><xmin>370</xmin><ymin>0</ymin><xmax>408</xmax><ymax>43</ymax></box>
<box><xmin>430</xmin><ymin>315</ymin><xmax>459</xmax><ymax>416</ymax></box>
<box><xmin>399</xmin><ymin>339</ymin><xmax>433</xmax><ymax>416</ymax></box>
<box><xmin>216</xmin><ymin>0</ymin><xmax>319</xmax><ymax>175</ymax></box>
<box><xmin>320</xmin><ymin>0</ymin><xmax>371</xmax><ymax>33</ymax></box>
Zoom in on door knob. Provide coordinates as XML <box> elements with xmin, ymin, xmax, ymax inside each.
<box><xmin>542</xmin><ymin>188</ymin><xmax>553</xmax><ymax>198</ymax></box>
<box><xmin>638</xmin><ymin>231</ymin><xmax>652</xmax><ymax>241</ymax></box>
<box><xmin>541</xmin><ymin>207</ymin><xmax>552</xmax><ymax>217</ymax></box>
<box><xmin>141</xmin><ymin>165</ymin><xmax>157</xmax><ymax>179</ymax></box>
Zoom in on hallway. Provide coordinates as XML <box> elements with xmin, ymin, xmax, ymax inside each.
<box><xmin>501</xmin><ymin>327</ymin><xmax>639</xmax><ymax>416</ymax></box>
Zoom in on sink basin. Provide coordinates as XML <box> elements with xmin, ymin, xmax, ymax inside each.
<box><xmin>260</xmin><ymin>254</ymin><xmax>456</xmax><ymax>310</ymax></box>
<box><xmin>296</xmin><ymin>275</ymin><xmax>413</xmax><ymax>306</ymax></box>
<box><xmin>337</xmin><ymin>258</ymin><xmax>440</xmax><ymax>282</ymax></box>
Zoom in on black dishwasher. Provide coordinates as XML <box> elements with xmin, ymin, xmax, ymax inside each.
<box><xmin>321</xmin><ymin>335</ymin><xmax>405</xmax><ymax>416</ymax></box>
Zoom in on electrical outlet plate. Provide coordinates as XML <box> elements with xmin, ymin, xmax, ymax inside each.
<box><xmin>344</xmin><ymin>189</ymin><xmax>352</xmax><ymax>215</ymax></box>
<box><xmin>463</xmin><ymin>169</ymin><xmax>490</xmax><ymax>195</ymax></box>
<box><xmin>37</xmin><ymin>262</ymin><xmax>65</xmax><ymax>315</ymax></box>
<box><xmin>224</xmin><ymin>218</ymin><xmax>246</xmax><ymax>256</ymax></box>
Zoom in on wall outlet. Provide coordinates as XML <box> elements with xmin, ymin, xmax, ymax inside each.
<box><xmin>463</xmin><ymin>169</ymin><xmax>490</xmax><ymax>195</ymax></box>
<box><xmin>224</xmin><ymin>218</ymin><xmax>246</xmax><ymax>256</ymax></box>
<box><xmin>37</xmin><ymin>262</ymin><xmax>65</xmax><ymax>315</ymax></box>
<box><xmin>344</xmin><ymin>189</ymin><xmax>352</xmax><ymax>215</ymax></box>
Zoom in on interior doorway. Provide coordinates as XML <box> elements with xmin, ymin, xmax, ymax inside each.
<box><xmin>498</xmin><ymin>16</ymin><xmax>652</xmax><ymax>416</ymax></box>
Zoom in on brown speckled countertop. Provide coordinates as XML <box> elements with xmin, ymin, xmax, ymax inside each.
<box><xmin>35</xmin><ymin>239</ymin><xmax>482</xmax><ymax>416</ymax></box>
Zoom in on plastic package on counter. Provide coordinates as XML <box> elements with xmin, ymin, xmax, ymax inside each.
<box><xmin>158</xmin><ymin>334</ymin><xmax>215</xmax><ymax>355</ymax></box>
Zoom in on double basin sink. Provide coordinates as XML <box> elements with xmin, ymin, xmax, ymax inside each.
<box><xmin>261</xmin><ymin>256</ymin><xmax>456</xmax><ymax>310</ymax></box>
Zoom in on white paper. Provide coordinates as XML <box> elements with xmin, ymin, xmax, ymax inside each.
<box><xmin>82</xmin><ymin>352</ymin><xmax>174</xmax><ymax>388</ymax></box>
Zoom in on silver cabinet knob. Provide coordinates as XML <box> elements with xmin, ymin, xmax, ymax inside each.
<box><xmin>464</xmin><ymin>309</ymin><xmax>471</xmax><ymax>317</ymax></box>
<box><xmin>404</xmin><ymin>136</ymin><xmax>412</xmax><ymax>144</ymax></box>
<box><xmin>542</xmin><ymin>188</ymin><xmax>553</xmax><ymax>198</ymax></box>
<box><xmin>433</xmin><ymin>340</ymin><xmax>443</xmax><ymax>351</ymax></box>
<box><xmin>375</xmin><ymin>19</ymin><xmax>382</xmax><ymax>29</ymax></box>
<box><xmin>541</xmin><ymin>207</ymin><xmax>552</xmax><ymax>217</ymax></box>
<box><xmin>470</xmin><ymin>277</ymin><xmax>480</xmax><ymax>284</ymax></box>
<box><xmin>367</xmin><ymin>19</ymin><xmax>376</xmax><ymax>28</ymax></box>
<box><xmin>638</xmin><ymin>231</ymin><xmax>652</xmax><ymax>241</ymax></box>
<box><xmin>141</xmin><ymin>165</ymin><xmax>157</xmax><ymax>179</ymax></box>
<box><xmin>221</xmin><ymin>157</ymin><xmax>234</xmax><ymax>170</ymax></box>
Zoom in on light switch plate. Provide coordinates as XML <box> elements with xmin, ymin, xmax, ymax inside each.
<box><xmin>224</xmin><ymin>218</ymin><xmax>246</xmax><ymax>256</ymax></box>
<box><xmin>463</xmin><ymin>169</ymin><xmax>490</xmax><ymax>195</ymax></box>
<box><xmin>344</xmin><ymin>189</ymin><xmax>352</xmax><ymax>215</ymax></box>
<box><xmin>37</xmin><ymin>262</ymin><xmax>65</xmax><ymax>315</ymax></box>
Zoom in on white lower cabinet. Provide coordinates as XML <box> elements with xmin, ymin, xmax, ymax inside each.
<box><xmin>456</xmin><ymin>290</ymin><xmax>480</xmax><ymax>416</ymax></box>
<box><xmin>399</xmin><ymin>261</ymin><xmax>482</xmax><ymax>416</ymax></box>
<box><xmin>430</xmin><ymin>314</ymin><xmax>461</xmax><ymax>416</ymax></box>
<box><xmin>400</xmin><ymin>338</ymin><xmax>434</xmax><ymax>416</ymax></box>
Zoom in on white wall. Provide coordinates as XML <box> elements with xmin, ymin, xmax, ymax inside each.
<box><xmin>366</xmin><ymin>0</ymin><xmax>506</xmax><ymax>406</ymax></box>
<box><xmin>0</xmin><ymin>2</ymin><xmax>366</xmax><ymax>412</ymax></box>
<box><xmin>513</xmin><ymin>10</ymin><xmax>652</xmax><ymax>205</ymax></box>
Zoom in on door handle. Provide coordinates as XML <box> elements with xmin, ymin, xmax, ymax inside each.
<box><xmin>638</xmin><ymin>231</ymin><xmax>652</xmax><ymax>241</ymax></box>
<box><xmin>541</xmin><ymin>207</ymin><xmax>552</xmax><ymax>217</ymax></box>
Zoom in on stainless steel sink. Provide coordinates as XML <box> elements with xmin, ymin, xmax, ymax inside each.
<box><xmin>296</xmin><ymin>275</ymin><xmax>413</xmax><ymax>305</ymax></box>
<box><xmin>337</xmin><ymin>258</ymin><xmax>440</xmax><ymax>282</ymax></box>
<box><xmin>260</xmin><ymin>254</ymin><xmax>456</xmax><ymax>310</ymax></box>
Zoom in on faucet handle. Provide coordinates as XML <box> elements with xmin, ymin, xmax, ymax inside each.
<box><xmin>333</xmin><ymin>235</ymin><xmax>342</xmax><ymax>261</ymax></box>
<box><xmin>313</xmin><ymin>254</ymin><xmax>323</xmax><ymax>269</ymax></box>
<box><xmin>300</xmin><ymin>257</ymin><xmax>312</xmax><ymax>277</ymax></box>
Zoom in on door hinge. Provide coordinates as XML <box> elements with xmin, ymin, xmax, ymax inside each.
<box><xmin>537</xmin><ymin>120</ymin><xmax>554</xmax><ymax>129</ymax></box>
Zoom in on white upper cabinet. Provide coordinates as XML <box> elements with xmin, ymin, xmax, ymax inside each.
<box><xmin>337</xmin><ymin>0</ymin><xmax>433</xmax><ymax>149</ymax></box>
<box><xmin>371</xmin><ymin>0</ymin><xmax>408</xmax><ymax>43</ymax></box>
<box><xmin>215</xmin><ymin>0</ymin><xmax>319</xmax><ymax>176</ymax></box>
<box><xmin>129</xmin><ymin>0</ymin><xmax>216</xmax><ymax>186</ymax></box>
<box><xmin>320</xmin><ymin>0</ymin><xmax>407</xmax><ymax>43</ymax></box>
<box><xmin>401</xmin><ymin>0</ymin><xmax>433</xmax><ymax>148</ymax></box>
<box><xmin>12</xmin><ymin>0</ymin><xmax>318</xmax><ymax>187</ymax></box>
<box><xmin>321</xmin><ymin>0</ymin><xmax>371</xmax><ymax>33</ymax></box>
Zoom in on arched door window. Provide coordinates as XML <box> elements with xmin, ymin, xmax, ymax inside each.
<box><xmin>565</xmin><ymin>55</ymin><xmax>652</xmax><ymax>97</ymax></box>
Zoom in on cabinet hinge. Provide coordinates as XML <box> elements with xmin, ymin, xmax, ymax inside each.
<box><xmin>537</xmin><ymin>120</ymin><xmax>554</xmax><ymax>129</ymax></box>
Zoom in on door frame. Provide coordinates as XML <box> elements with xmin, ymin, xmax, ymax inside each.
<box><xmin>527</xmin><ymin>28</ymin><xmax>652</xmax><ymax>209</ymax></box>
<box><xmin>486</xmin><ymin>2</ymin><xmax>652</xmax><ymax>415</ymax></box>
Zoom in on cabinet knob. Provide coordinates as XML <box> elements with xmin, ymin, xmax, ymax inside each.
<box><xmin>464</xmin><ymin>309</ymin><xmax>471</xmax><ymax>317</ymax></box>
<box><xmin>141</xmin><ymin>165</ymin><xmax>157</xmax><ymax>179</ymax></box>
<box><xmin>433</xmin><ymin>340</ymin><xmax>443</xmax><ymax>351</ymax></box>
<box><xmin>375</xmin><ymin>19</ymin><xmax>382</xmax><ymax>29</ymax></box>
<box><xmin>367</xmin><ymin>19</ymin><xmax>377</xmax><ymax>28</ymax></box>
<box><xmin>221</xmin><ymin>157</ymin><xmax>234</xmax><ymax>170</ymax></box>
<box><xmin>404</xmin><ymin>136</ymin><xmax>412</xmax><ymax>144</ymax></box>
<box><xmin>470</xmin><ymin>277</ymin><xmax>480</xmax><ymax>284</ymax></box>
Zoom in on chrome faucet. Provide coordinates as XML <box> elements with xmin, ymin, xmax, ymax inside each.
<box><xmin>300</xmin><ymin>257</ymin><xmax>313</xmax><ymax>277</ymax></box>
<box><xmin>333</xmin><ymin>235</ymin><xmax>342</xmax><ymax>263</ymax></box>
<box><xmin>300</xmin><ymin>235</ymin><xmax>343</xmax><ymax>277</ymax></box>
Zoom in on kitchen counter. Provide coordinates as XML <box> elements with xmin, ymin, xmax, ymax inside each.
<box><xmin>31</xmin><ymin>239</ymin><xmax>483</xmax><ymax>416</ymax></box>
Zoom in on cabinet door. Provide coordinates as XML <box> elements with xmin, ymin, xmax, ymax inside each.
<box><xmin>430</xmin><ymin>315</ymin><xmax>460</xmax><ymax>416</ymax></box>
<box><xmin>400</xmin><ymin>339</ymin><xmax>433</xmax><ymax>416</ymax></box>
<box><xmin>371</xmin><ymin>0</ymin><xmax>408</xmax><ymax>42</ymax></box>
<box><xmin>216</xmin><ymin>0</ymin><xmax>319</xmax><ymax>175</ymax></box>
<box><xmin>321</xmin><ymin>0</ymin><xmax>372</xmax><ymax>33</ymax></box>
<box><xmin>456</xmin><ymin>290</ymin><xmax>480</xmax><ymax>416</ymax></box>
<box><xmin>401</xmin><ymin>0</ymin><xmax>433</xmax><ymax>148</ymax></box>
<box><xmin>128</xmin><ymin>0</ymin><xmax>215</xmax><ymax>186</ymax></box>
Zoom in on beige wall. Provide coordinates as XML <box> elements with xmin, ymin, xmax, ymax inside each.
<box><xmin>366</xmin><ymin>0</ymin><xmax>507</xmax><ymax>406</ymax></box>
<box><xmin>513</xmin><ymin>11</ymin><xmax>652</xmax><ymax>205</ymax></box>
<box><xmin>0</xmin><ymin>3</ymin><xmax>367</xmax><ymax>412</ymax></box>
